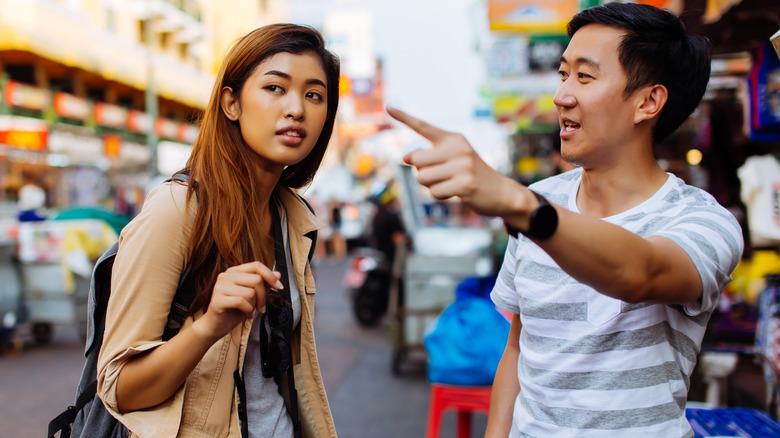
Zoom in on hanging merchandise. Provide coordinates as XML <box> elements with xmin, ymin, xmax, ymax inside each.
<box><xmin>738</xmin><ymin>154</ymin><xmax>780</xmax><ymax>247</ymax></box>
<box><xmin>755</xmin><ymin>274</ymin><xmax>780</xmax><ymax>393</ymax></box>
<box><xmin>747</xmin><ymin>41</ymin><xmax>780</xmax><ymax>141</ymax></box>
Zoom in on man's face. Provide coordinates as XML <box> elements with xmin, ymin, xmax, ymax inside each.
<box><xmin>553</xmin><ymin>24</ymin><xmax>642</xmax><ymax>169</ymax></box>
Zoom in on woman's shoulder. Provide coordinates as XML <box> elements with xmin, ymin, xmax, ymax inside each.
<box><xmin>120</xmin><ymin>181</ymin><xmax>196</xmax><ymax>240</ymax></box>
<box><xmin>143</xmin><ymin>181</ymin><xmax>195</xmax><ymax>218</ymax></box>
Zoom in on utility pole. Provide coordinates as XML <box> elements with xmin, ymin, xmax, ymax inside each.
<box><xmin>145</xmin><ymin>15</ymin><xmax>159</xmax><ymax>178</ymax></box>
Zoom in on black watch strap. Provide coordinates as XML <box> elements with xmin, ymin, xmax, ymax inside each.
<box><xmin>504</xmin><ymin>190</ymin><xmax>558</xmax><ymax>241</ymax></box>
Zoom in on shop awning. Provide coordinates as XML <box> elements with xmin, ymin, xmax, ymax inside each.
<box><xmin>0</xmin><ymin>0</ymin><xmax>212</xmax><ymax>109</ymax></box>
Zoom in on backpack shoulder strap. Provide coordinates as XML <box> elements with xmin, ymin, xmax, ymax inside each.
<box><xmin>162</xmin><ymin>262</ymin><xmax>195</xmax><ymax>341</ymax></box>
<box><xmin>48</xmin><ymin>242</ymin><xmax>118</xmax><ymax>438</ymax></box>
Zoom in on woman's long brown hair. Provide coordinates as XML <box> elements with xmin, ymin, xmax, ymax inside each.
<box><xmin>175</xmin><ymin>24</ymin><xmax>340</xmax><ymax>313</ymax></box>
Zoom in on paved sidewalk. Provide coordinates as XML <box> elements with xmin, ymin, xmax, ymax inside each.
<box><xmin>312</xmin><ymin>257</ymin><xmax>488</xmax><ymax>437</ymax></box>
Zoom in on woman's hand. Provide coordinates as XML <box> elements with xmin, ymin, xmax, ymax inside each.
<box><xmin>192</xmin><ymin>261</ymin><xmax>283</xmax><ymax>342</ymax></box>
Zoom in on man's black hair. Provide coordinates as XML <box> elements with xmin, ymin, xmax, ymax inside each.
<box><xmin>568</xmin><ymin>2</ymin><xmax>711</xmax><ymax>143</ymax></box>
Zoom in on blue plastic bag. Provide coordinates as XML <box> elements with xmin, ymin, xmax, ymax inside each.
<box><xmin>424</xmin><ymin>277</ymin><xmax>510</xmax><ymax>386</ymax></box>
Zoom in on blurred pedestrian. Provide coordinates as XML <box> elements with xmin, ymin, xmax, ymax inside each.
<box><xmin>17</xmin><ymin>182</ymin><xmax>47</xmax><ymax>222</ymax></box>
<box><xmin>369</xmin><ymin>184</ymin><xmax>406</xmax><ymax>268</ymax></box>
<box><xmin>389</xmin><ymin>3</ymin><xmax>743</xmax><ymax>437</ymax></box>
<box><xmin>97</xmin><ymin>24</ymin><xmax>339</xmax><ymax>437</ymax></box>
<box><xmin>325</xmin><ymin>197</ymin><xmax>347</xmax><ymax>261</ymax></box>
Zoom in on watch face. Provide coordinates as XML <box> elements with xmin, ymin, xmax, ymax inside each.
<box><xmin>529</xmin><ymin>201</ymin><xmax>558</xmax><ymax>240</ymax></box>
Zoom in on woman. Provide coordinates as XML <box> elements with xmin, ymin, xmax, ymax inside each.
<box><xmin>97</xmin><ymin>24</ymin><xmax>339</xmax><ymax>437</ymax></box>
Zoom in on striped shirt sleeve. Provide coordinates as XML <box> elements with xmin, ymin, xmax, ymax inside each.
<box><xmin>656</xmin><ymin>202</ymin><xmax>743</xmax><ymax>316</ymax></box>
<box><xmin>491</xmin><ymin>234</ymin><xmax>521</xmax><ymax>314</ymax></box>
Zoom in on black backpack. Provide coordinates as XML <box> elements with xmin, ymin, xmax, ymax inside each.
<box><xmin>48</xmin><ymin>178</ymin><xmax>318</xmax><ymax>438</ymax></box>
<box><xmin>47</xmin><ymin>239</ymin><xmax>195</xmax><ymax>438</ymax></box>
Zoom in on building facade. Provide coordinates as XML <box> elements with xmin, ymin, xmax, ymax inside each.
<box><xmin>0</xmin><ymin>0</ymin><xmax>286</xmax><ymax>214</ymax></box>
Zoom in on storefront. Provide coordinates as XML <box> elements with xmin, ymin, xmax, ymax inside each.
<box><xmin>0</xmin><ymin>75</ymin><xmax>200</xmax><ymax>218</ymax></box>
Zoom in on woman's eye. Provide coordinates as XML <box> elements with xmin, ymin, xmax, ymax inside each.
<box><xmin>265</xmin><ymin>85</ymin><xmax>284</xmax><ymax>93</ymax></box>
<box><xmin>307</xmin><ymin>91</ymin><xmax>324</xmax><ymax>101</ymax></box>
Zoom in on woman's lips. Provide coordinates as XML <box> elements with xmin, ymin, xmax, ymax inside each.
<box><xmin>276</xmin><ymin>127</ymin><xmax>306</xmax><ymax>145</ymax></box>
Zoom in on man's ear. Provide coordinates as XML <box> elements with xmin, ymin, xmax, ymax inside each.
<box><xmin>220</xmin><ymin>86</ymin><xmax>240</xmax><ymax>121</ymax></box>
<box><xmin>634</xmin><ymin>84</ymin><xmax>668</xmax><ymax>125</ymax></box>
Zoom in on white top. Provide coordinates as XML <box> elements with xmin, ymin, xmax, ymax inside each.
<box><xmin>244</xmin><ymin>204</ymin><xmax>301</xmax><ymax>438</ymax></box>
<box><xmin>491</xmin><ymin>168</ymin><xmax>743</xmax><ymax>438</ymax></box>
<box><xmin>738</xmin><ymin>154</ymin><xmax>780</xmax><ymax>247</ymax></box>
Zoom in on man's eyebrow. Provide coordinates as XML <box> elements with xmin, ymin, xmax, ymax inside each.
<box><xmin>264</xmin><ymin>70</ymin><xmax>327</xmax><ymax>88</ymax></box>
<box><xmin>559</xmin><ymin>55</ymin><xmax>601</xmax><ymax>70</ymax></box>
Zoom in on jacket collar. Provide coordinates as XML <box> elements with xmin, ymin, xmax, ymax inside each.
<box><xmin>275</xmin><ymin>186</ymin><xmax>324</xmax><ymax>237</ymax></box>
<box><xmin>275</xmin><ymin>187</ymin><xmax>323</xmax><ymax>284</ymax></box>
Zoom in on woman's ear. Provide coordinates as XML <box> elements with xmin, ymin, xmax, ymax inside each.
<box><xmin>634</xmin><ymin>84</ymin><xmax>668</xmax><ymax>125</ymax></box>
<box><xmin>220</xmin><ymin>86</ymin><xmax>240</xmax><ymax>121</ymax></box>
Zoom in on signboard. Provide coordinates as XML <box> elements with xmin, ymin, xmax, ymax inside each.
<box><xmin>93</xmin><ymin>102</ymin><xmax>128</xmax><ymax>129</ymax></box>
<box><xmin>155</xmin><ymin>117</ymin><xmax>179</xmax><ymax>140</ymax></box>
<box><xmin>53</xmin><ymin>92</ymin><xmax>90</xmax><ymax>121</ymax></box>
<box><xmin>157</xmin><ymin>140</ymin><xmax>192</xmax><ymax>176</ymax></box>
<box><xmin>104</xmin><ymin>134</ymin><xmax>121</xmax><ymax>157</ymax></box>
<box><xmin>0</xmin><ymin>130</ymin><xmax>47</xmax><ymax>150</ymax></box>
<box><xmin>490</xmin><ymin>37</ymin><xmax>529</xmax><ymax>76</ymax></box>
<box><xmin>127</xmin><ymin>110</ymin><xmax>152</xmax><ymax>134</ymax></box>
<box><xmin>488</xmin><ymin>0</ymin><xmax>579</xmax><ymax>34</ymax></box>
<box><xmin>48</xmin><ymin>129</ymin><xmax>103</xmax><ymax>158</ymax></box>
<box><xmin>493</xmin><ymin>93</ymin><xmax>558</xmax><ymax>129</ymax></box>
<box><xmin>3</xmin><ymin>80</ymin><xmax>50</xmax><ymax>112</ymax></box>
<box><xmin>120</xmin><ymin>141</ymin><xmax>150</xmax><ymax>166</ymax></box>
<box><xmin>528</xmin><ymin>36</ymin><xmax>568</xmax><ymax>71</ymax></box>
<box><xmin>177</xmin><ymin>123</ymin><xmax>199</xmax><ymax>144</ymax></box>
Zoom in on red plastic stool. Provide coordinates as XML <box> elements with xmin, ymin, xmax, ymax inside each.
<box><xmin>425</xmin><ymin>383</ymin><xmax>492</xmax><ymax>438</ymax></box>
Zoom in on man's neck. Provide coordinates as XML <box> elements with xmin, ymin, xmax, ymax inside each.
<box><xmin>575</xmin><ymin>157</ymin><xmax>668</xmax><ymax>218</ymax></box>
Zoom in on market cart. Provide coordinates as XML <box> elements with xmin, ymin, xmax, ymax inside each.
<box><xmin>389</xmin><ymin>164</ymin><xmax>496</xmax><ymax>374</ymax></box>
<box><xmin>389</xmin><ymin>241</ymin><xmax>493</xmax><ymax>375</ymax></box>
<box><xmin>16</xmin><ymin>219</ymin><xmax>116</xmax><ymax>344</ymax></box>
<box><xmin>0</xmin><ymin>233</ymin><xmax>23</xmax><ymax>356</ymax></box>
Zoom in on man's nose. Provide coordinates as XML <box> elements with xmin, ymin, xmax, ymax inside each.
<box><xmin>553</xmin><ymin>81</ymin><xmax>576</xmax><ymax>108</ymax></box>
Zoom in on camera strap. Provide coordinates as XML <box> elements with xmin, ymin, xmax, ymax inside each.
<box><xmin>270</xmin><ymin>199</ymin><xmax>302</xmax><ymax>438</ymax></box>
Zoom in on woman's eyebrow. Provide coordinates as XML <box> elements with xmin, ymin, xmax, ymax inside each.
<box><xmin>264</xmin><ymin>70</ymin><xmax>327</xmax><ymax>88</ymax></box>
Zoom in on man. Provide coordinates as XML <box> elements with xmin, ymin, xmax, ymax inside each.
<box><xmin>387</xmin><ymin>3</ymin><xmax>743</xmax><ymax>437</ymax></box>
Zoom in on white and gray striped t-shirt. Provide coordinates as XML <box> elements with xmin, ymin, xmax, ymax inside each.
<box><xmin>491</xmin><ymin>168</ymin><xmax>743</xmax><ymax>438</ymax></box>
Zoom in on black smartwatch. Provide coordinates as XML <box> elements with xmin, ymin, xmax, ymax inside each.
<box><xmin>504</xmin><ymin>190</ymin><xmax>558</xmax><ymax>241</ymax></box>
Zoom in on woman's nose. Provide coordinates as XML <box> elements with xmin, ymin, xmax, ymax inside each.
<box><xmin>284</xmin><ymin>94</ymin><xmax>305</xmax><ymax>120</ymax></box>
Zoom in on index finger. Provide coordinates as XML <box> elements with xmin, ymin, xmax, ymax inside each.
<box><xmin>228</xmin><ymin>261</ymin><xmax>283</xmax><ymax>290</ymax></box>
<box><xmin>386</xmin><ymin>106</ymin><xmax>449</xmax><ymax>143</ymax></box>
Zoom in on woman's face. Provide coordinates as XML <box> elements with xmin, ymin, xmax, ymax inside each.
<box><xmin>223</xmin><ymin>51</ymin><xmax>329</xmax><ymax>170</ymax></box>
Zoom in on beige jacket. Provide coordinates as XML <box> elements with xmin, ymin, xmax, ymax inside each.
<box><xmin>97</xmin><ymin>182</ymin><xmax>337</xmax><ymax>437</ymax></box>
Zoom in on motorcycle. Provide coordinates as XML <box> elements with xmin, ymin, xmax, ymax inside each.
<box><xmin>344</xmin><ymin>247</ymin><xmax>393</xmax><ymax>327</ymax></box>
